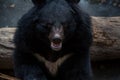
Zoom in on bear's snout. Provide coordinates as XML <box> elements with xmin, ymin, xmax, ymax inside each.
<box><xmin>49</xmin><ymin>26</ymin><xmax>64</xmax><ymax>51</ymax></box>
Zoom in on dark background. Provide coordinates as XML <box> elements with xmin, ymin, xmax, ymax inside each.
<box><xmin>0</xmin><ymin>0</ymin><xmax>120</xmax><ymax>27</ymax></box>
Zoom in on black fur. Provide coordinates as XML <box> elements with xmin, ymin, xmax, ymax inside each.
<box><xmin>13</xmin><ymin>0</ymin><xmax>92</xmax><ymax>80</ymax></box>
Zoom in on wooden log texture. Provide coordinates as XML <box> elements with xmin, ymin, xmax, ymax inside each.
<box><xmin>91</xmin><ymin>17</ymin><xmax>120</xmax><ymax>60</ymax></box>
<box><xmin>0</xmin><ymin>17</ymin><xmax>120</xmax><ymax>69</ymax></box>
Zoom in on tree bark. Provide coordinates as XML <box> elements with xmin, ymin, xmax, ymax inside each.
<box><xmin>0</xmin><ymin>28</ymin><xmax>15</xmax><ymax>69</ymax></box>
<box><xmin>0</xmin><ymin>17</ymin><xmax>120</xmax><ymax>69</ymax></box>
<box><xmin>91</xmin><ymin>17</ymin><xmax>120</xmax><ymax>61</ymax></box>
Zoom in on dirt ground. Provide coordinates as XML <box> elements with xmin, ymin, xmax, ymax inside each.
<box><xmin>92</xmin><ymin>59</ymin><xmax>120</xmax><ymax>80</ymax></box>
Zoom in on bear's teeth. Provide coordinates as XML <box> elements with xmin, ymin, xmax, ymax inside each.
<box><xmin>51</xmin><ymin>42</ymin><xmax>62</xmax><ymax>51</ymax></box>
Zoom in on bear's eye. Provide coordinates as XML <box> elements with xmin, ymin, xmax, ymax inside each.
<box><xmin>46</xmin><ymin>23</ymin><xmax>53</xmax><ymax>28</ymax></box>
<box><xmin>43</xmin><ymin>23</ymin><xmax>53</xmax><ymax>30</ymax></box>
<box><xmin>61</xmin><ymin>22</ymin><xmax>68</xmax><ymax>30</ymax></box>
<box><xmin>36</xmin><ymin>22</ymin><xmax>53</xmax><ymax>33</ymax></box>
<box><xmin>36</xmin><ymin>24</ymin><xmax>48</xmax><ymax>33</ymax></box>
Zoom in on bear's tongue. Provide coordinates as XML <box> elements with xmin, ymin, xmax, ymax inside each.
<box><xmin>51</xmin><ymin>42</ymin><xmax>62</xmax><ymax>51</ymax></box>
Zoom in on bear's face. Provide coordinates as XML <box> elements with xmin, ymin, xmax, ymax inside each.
<box><xmin>36</xmin><ymin>18</ymin><xmax>76</xmax><ymax>51</ymax></box>
<box><xmin>35</xmin><ymin>1</ymin><xmax>77</xmax><ymax>51</ymax></box>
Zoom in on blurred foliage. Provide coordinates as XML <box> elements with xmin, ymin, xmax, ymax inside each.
<box><xmin>88</xmin><ymin>0</ymin><xmax>100</xmax><ymax>4</ymax></box>
<box><xmin>88</xmin><ymin>0</ymin><xmax>120</xmax><ymax>4</ymax></box>
<box><xmin>87</xmin><ymin>0</ymin><xmax>120</xmax><ymax>7</ymax></box>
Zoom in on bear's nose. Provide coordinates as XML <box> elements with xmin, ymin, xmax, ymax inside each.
<box><xmin>52</xmin><ymin>38</ymin><xmax>62</xmax><ymax>44</ymax></box>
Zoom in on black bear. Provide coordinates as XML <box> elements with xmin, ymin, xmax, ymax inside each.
<box><xmin>13</xmin><ymin>0</ymin><xmax>93</xmax><ymax>80</ymax></box>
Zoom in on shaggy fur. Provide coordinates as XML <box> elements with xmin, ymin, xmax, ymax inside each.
<box><xmin>13</xmin><ymin>0</ymin><xmax>93</xmax><ymax>80</ymax></box>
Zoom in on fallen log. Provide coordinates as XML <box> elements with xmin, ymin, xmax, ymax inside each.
<box><xmin>0</xmin><ymin>73</ymin><xmax>20</xmax><ymax>80</ymax></box>
<box><xmin>0</xmin><ymin>17</ymin><xmax>120</xmax><ymax>69</ymax></box>
<box><xmin>91</xmin><ymin>17</ymin><xmax>120</xmax><ymax>61</ymax></box>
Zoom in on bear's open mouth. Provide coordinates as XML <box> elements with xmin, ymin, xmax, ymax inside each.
<box><xmin>51</xmin><ymin>41</ymin><xmax>62</xmax><ymax>51</ymax></box>
<box><xmin>51</xmin><ymin>42</ymin><xmax>62</xmax><ymax>51</ymax></box>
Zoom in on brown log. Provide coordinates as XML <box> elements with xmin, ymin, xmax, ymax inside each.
<box><xmin>91</xmin><ymin>17</ymin><xmax>120</xmax><ymax>61</ymax></box>
<box><xmin>0</xmin><ymin>17</ymin><xmax>120</xmax><ymax>69</ymax></box>
<box><xmin>0</xmin><ymin>73</ymin><xmax>20</xmax><ymax>80</ymax></box>
<box><xmin>0</xmin><ymin>28</ymin><xmax>15</xmax><ymax>69</ymax></box>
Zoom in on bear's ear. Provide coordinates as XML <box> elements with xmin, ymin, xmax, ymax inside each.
<box><xmin>66</xmin><ymin>0</ymin><xmax>80</xmax><ymax>4</ymax></box>
<box><xmin>32</xmin><ymin>0</ymin><xmax>46</xmax><ymax>6</ymax></box>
